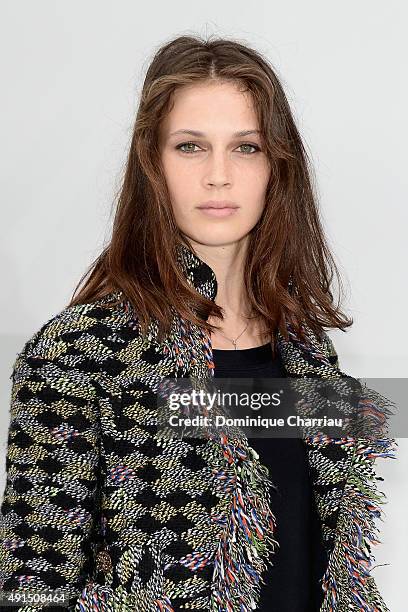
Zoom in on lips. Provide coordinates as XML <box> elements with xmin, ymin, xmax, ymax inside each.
<box><xmin>199</xmin><ymin>206</ymin><xmax>238</xmax><ymax>209</ymax></box>
<box><xmin>197</xmin><ymin>206</ymin><xmax>239</xmax><ymax>218</ymax></box>
<box><xmin>197</xmin><ymin>201</ymin><xmax>238</xmax><ymax>209</ymax></box>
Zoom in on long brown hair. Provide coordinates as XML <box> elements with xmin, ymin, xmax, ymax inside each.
<box><xmin>69</xmin><ymin>34</ymin><xmax>353</xmax><ymax>345</ymax></box>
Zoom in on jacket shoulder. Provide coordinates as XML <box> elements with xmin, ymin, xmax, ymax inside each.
<box><xmin>12</xmin><ymin>293</ymin><xmax>132</xmax><ymax>373</ymax></box>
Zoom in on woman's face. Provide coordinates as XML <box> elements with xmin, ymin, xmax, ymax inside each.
<box><xmin>159</xmin><ymin>80</ymin><xmax>271</xmax><ymax>249</ymax></box>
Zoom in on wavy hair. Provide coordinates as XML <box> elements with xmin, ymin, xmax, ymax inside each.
<box><xmin>69</xmin><ymin>34</ymin><xmax>353</xmax><ymax>345</ymax></box>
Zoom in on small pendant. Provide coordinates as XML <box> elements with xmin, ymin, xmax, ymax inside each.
<box><xmin>232</xmin><ymin>340</ymin><xmax>237</xmax><ymax>350</ymax></box>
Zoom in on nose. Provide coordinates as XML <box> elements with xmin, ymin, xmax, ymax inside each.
<box><xmin>204</xmin><ymin>150</ymin><xmax>232</xmax><ymax>187</ymax></box>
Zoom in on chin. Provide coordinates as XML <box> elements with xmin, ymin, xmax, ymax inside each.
<box><xmin>181</xmin><ymin>230</ymin><xmax>253</xmax><ymax>248</ymax></box>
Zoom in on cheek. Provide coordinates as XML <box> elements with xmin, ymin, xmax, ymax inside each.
<box><xmin>163</xmin><ymin>157</ymin><xmax>195</xmax><ymax>200</ymax></box>
<box><xmin>240</xmin><ymin>170</ymin><xmax>269</xmax><ymax>210</ymax></box>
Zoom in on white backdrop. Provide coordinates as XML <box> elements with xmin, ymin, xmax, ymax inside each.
<box><xmin>1</xmin><ymin>1</ymin><xmax>407</xmax><ymax>609</ymax></box>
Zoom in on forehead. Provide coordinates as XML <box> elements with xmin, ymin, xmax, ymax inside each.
<box><xmin>161</xmin><ymin>81</ymin><xmax>259</xmax><ymax>136</ymax></box>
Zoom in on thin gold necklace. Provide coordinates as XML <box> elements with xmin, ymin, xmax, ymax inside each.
<box><xmin>215</xmin><ymin>321</ymin><xmax>249</xmax><ymax>350</ymax></box>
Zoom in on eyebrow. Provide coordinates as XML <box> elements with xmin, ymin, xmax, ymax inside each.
<box><xmin>168</xmin><ymin>129</ymin><xmax>261</xmax><ymax>138</ymax></box>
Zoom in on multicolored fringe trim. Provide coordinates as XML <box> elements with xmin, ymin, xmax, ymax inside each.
<box><xmin>193</xmin><ymin>327</ymin><xmax>279</xmax><ymax>612</ymax></box>
<box><xmin>319</xmin><ymin>437</ymin><xmax>397</xmax><ymax>612</ymax></box>
<box><xmin>209</xmin><ymin>433</ymin><xmax>279</xmax><ymax>611</ymax></box>
<box><xmin>288</xmin><ymin>325</ymin><xmax>398</xmax><ymax>611</ymax></box>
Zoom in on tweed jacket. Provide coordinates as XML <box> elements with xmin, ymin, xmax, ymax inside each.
<box><xmin>0</xmin><ymin>243</ymin><xmax>396</xmax><ymax>612</ymax></box>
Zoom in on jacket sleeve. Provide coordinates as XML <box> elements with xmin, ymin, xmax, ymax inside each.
<box><xmin>0</xmin><ymin>328</ymin><xmax>102</xmax><ymax>610</ymax></box>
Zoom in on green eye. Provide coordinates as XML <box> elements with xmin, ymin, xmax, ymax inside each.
<box><xmin>176</xmin><ymin>142</ymin><xmax>200</xmax><ymax>154</ymax></box>
<box><xmin>175</xmin><ymin>142</ymin><xmax>261</xmax><ymax>155</ymax></box>
<box><xmin>239</xmin><ymin>144</ymin><xmax>259</xmax><ymax>154</ymax></box>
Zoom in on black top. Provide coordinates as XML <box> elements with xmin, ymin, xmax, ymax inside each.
<box><xmin>212</xmin><ymin>342</ymin><xmax>327</xmax><ymax>612</ymax></box>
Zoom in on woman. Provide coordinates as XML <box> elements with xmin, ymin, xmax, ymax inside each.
<box><xmin>0</xmin><ymin>35</ymin><xmax>396</xmax><ymax>611</ymax></box>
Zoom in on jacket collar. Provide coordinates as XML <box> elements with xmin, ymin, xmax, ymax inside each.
<box><xmin>176</xmin><ymin>242</ymin><xmax>218</xmax><ymax>301</ymax></box>
<box><xmin>109</xmin><ymin>241</ymin><xmax>337</xmax><ymax>378</ymax></box>
<box><xmin>175</xmin><ymin>241</ymin><xmax>337</xmax><ymax>376</ymax></box>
